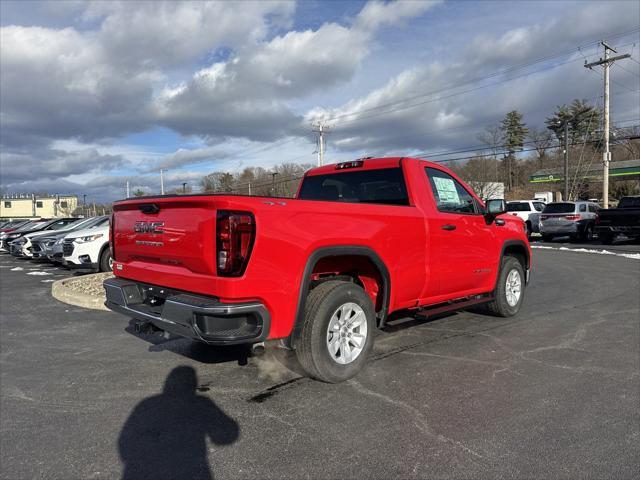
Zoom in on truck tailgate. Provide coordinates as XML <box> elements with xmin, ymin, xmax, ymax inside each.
<box><xmin>112</xmin><ymin>197</ymin><xmax>217</xmax><ymax>277</ymax></box>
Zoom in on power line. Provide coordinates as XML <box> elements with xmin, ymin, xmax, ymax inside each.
<box><xmin>313</xmin><ymin>31</ymin><xmax>639</xmax><ymax>126</ymax></box>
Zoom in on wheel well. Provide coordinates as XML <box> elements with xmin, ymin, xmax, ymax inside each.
<box><xmin>503</xmin><ymin>244</ymin><xmax>528</xmax><ymax>270</ymax></box>
<box><xmin>309</xmin><ymin>254</ymin><xmax>386</xmax><ymax>317</ymax></box>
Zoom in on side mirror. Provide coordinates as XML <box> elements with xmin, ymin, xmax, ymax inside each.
<box><xmin>486</xmin><ymin>199</ymin><xmax>507</xmax><ymax>216</ymax></box>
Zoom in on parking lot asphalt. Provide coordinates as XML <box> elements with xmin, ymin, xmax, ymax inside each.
<box><xmin>1</xmin><ymin>250</ymin><xmax>639</xmax><ymax>480</ymax></box>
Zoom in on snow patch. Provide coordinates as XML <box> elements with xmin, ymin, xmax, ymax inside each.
<box><xmin>40</xmin><ymin>279</ymin><xmax>56</xmax><ymax>283</ymax></box>
<box><xmin>531</xmin><ymin>245</ymin><xmax>640</xmax><ymax>260</ymax></box>
<box><xmin>26</xmin><ymin>271</ymin><xmax>52</xmax><ymax>276</ymax></box>
<box><xmin>10</xmin><ymin>267</ymin><xmax>24</xmax><ymax>271</ymax></box>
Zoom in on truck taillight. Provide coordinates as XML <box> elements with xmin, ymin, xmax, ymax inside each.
<box><xmin>109</xmin><ymin>213</ymin><xmax>115</xmax><ymax>261</ymax></box>
<box><xmin>216</xmin><ymin>211</ymin><xmax>255</xmax><ymax>277</ymax></box>
<box><xmin>565</xmin><ymin>214</ymin><xmax>580</xmax><ymax>221</ymax></box>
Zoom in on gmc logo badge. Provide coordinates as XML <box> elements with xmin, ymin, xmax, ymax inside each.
<box><xmin>134</xmin><ymin>221</ymin><xmax>164</xmax><ymax>234</ymax></box>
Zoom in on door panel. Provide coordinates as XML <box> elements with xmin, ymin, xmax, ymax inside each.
<box><xmin>422</xmin><ymin>168</ymin><xmax>497</xmax><ymax>300</ymax></box>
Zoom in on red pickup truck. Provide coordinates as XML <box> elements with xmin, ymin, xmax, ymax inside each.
<box><xmin>104</xmin><ymin>157</ymin><xmax>530</xmax><ymax>382</ymax></box>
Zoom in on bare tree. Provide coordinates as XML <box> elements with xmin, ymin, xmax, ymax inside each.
<box><xmin>528</xmin><ymin>126</ymin><xmax>554</xmax><ymax>167</ymax></box>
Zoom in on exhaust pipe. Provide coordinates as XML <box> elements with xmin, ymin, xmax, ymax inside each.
<box><xmin>251</xmin><ymin>342</ymin><xmax>266</xmax><ymax>356</ymax></box>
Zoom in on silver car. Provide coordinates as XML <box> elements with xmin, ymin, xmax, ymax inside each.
<box><xmin>539</xmin><ymin>201</ymin><xmax>600</xmax><ymax>242</ymax></box>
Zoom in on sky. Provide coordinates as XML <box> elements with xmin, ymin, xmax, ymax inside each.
<box><xmin>1</xmin><ymin>0</ymin><xmax>639</xmax><ymax>202</ymax></box>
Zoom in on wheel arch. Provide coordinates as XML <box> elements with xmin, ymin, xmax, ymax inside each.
<box><xmin>290</xmin><ymin>246</ymin><xmax>390</xmax><ymax>347</ymax></box>
<box><xmin>500</xmin><ymin>240</ymin><xmax>530</xmax><ymax>284</ymax></box>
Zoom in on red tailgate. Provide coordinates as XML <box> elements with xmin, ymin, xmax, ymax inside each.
<box><xmin>113</xmin><ymin>197</ymin><xmax>217</xmax><ymax>277</ymax></box>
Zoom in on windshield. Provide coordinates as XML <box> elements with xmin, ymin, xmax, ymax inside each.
<box><xmin>299</xmin><ymin>168</ymin><xmax>409</xmax><ymax>206</ymax></box>
<box><xmin>542</xmin><ymin>203</ymin><xmax>575</xmax><ymax>214</ymax></box>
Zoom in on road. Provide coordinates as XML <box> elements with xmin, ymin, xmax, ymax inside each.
<box><xmin>1</xmin><ymin>249</ymin><xmax>639</xmax><ymax>479</ymax></box>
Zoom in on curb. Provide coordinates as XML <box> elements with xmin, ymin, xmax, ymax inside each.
<box><xmin>51</xmin><ymin>274</ymin><xmax>110</xmax><ymax>311</ymax></box>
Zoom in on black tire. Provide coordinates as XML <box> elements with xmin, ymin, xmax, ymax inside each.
<box><xmin>525</xmin><ymin>221</ymin><xmax>532</xmax><ymax>240</ymax></box>
<box><xmin>295</xmin><ymin>280</ymin><xmax>376</xmax><ymax>383</ymax></box>
<box><xmin>580</xmin><ymin>223</ymin><xmax>594</xmax><ymax>242</ymax></box>
<box><xmin>542</xmin><ymin>234</ymin><xmax>554</xmax><ymax>242</ymax></box>
<box><xmin>99</xmin><ymin>248</ymin><xmax>112</xmax><ymax>272</ymax></box>
<box><xmin>599</xmin><ymin>232</ymin><xmax>614</xmax><ymax>245</ymax></box>
<box><xmin>485</xmin><ymin>256</ymin><xmax>525</xmax><ymax>317</ymax></box>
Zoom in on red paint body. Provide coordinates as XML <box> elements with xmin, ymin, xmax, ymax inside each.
<box><xmin>111</xmin><ymin>157</ymin><xmax>530</xmax><ymax>340</ymax></box>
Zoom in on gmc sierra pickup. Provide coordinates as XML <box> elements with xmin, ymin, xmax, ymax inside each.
<box><xmin>595</xmin><ymin>196</ymin><xmax>640</xmax><ymax>244</ymax></box>
<box><xmin>104</xmin><ymin>157</ymin><xmax>531</xmax><ymax>382</ymax></box>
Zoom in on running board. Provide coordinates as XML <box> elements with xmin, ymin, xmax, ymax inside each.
<box><xmin>415</xmin><ymin>294</ymin><xmax>493</xmax><ymax>318</ymax></box>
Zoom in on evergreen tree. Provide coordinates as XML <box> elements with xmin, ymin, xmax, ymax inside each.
<box><xmin>500</xmin><ymin>110</ymin><xmax>528</xmax><ymax>190</ymax></box>
<box><xmin>545</xmin><ymin>99</ymin><xmax>601</xmax><ymax>145</ymax></box>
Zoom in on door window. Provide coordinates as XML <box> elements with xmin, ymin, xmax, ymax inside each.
<box><xmin>426</xmin><ymin>168</ymin><xmax>477</xmax><ymax>214</ymax></box>
<box><xmin>533</xmin><ymin>202</ymin><xmax>545</xmax><ymax>211</ymax></box>
<box><xmin>579</xmin><ymin>204</ymin><xmax>587</xmax><ymax>212</ymax></box>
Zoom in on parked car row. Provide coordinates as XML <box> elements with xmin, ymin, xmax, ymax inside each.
<box><xmin>506</xmin><ymin>196</ymin><xmax>640</xmax><ymax>243</ymax></box>
<box><xmin>0</xmin><ymin>216</ymin><xmax>112</xmax><ymax>272</ymax></box>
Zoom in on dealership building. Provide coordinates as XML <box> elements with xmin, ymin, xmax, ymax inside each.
<box><xmin>0</xmin><ymin>194</ymin><xmax>78</xmax><ymax>219</ymax></box>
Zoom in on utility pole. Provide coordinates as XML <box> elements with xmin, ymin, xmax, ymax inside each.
<box><xmin>83</xmin><ymin>194</ymin><xmax>87</xmax><ymax>217</ymax></box>
<box><xmin>160</xmin><ymin>169</ymin><xmax>165</xmax><ymax>195</ymax></box>
<box><xmin>312</xmin><ymin>121</ymin><xmax>331</xmax><ymax>166</ymax></box>
<box><xmin>182</xmin><ymin>182</ymin><xmax>188</xmax><ymax>194</ymax></box>
<box><xmin>271</xmin><ymin>172</ymin><xmax>279</xmax><ymax>196</ymax></box>
<box><xmin>248</xmin><ymin>182</ymin><xmax>252</xmax><ymax>196</ymax></box>
<box><xmin>563</xmin><ymin>122</ymin><xmax>569</xmax><ymax>201</ymax></box>
<box><xmin>126</xmin><ymin>181</ymin><xmax>130</xmax><ymax>198</ymax></box>
<box><xmin>584</xmin><ymin>41</ymin><xmax>630</xmax><ymax>208</ymax></box>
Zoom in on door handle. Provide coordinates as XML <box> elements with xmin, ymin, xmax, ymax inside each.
<box><xmin>441</xmin><ymin>224</ymin><xmax>456</xmax><ymax>231</ymax></box>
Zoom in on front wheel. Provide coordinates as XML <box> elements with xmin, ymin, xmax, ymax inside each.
<box><xmin>485</xmin><ymin>256</ymin><xmax>525</xmax><ymax>317</ymax></box>
<box><xmin>99</xmin><ymin>248</ymin><xmax>112</xmax><ymax>272</ymax></box>
<box><xmin>295</xmin><ymin>280</ymin><xmax>376</xmax><ymax>383</ymax></box>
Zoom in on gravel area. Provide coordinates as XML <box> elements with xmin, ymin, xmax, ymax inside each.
<box><xmin>62</xmin><ymin>272</ymin><xmax>113</xmax><ymax>296</ymax></box>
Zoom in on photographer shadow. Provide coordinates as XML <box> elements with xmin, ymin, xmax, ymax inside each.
<box><xmin>118</xmin><ymin>366</ymin><xmax>239</xmax><ymax>480</ymax></box>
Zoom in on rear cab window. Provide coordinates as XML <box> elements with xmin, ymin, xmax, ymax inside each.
<box><xmin>507</xmin><ymin>202</ymin><xmax>531</xmax><ymax>212</ymax></box>
<box><xmin>298</xmin><ymin>168</ymin><xmax>409</xmax><ymax>206</ymax></box>
<box><xmin>425</xmin><ymin>168</ymin><xmax>479</xmax><ymax>214</ymax></box>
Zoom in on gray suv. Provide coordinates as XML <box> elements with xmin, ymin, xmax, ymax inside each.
<box><xmin>539</xmin><ymin>201</ymin><xmax>600</xmax><ymax>242</ymax></box>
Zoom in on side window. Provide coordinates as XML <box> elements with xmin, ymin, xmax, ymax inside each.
<box><xmin>588</xmin><ymin>204</ymin><xmax>597</xmax><ymax>213</ymax></box>
<box><xmin>36</xmin><ymin>201</ymin><xmax>43</xmax><ymax>208</ymax></box>
<box><xmin>4</xmin><ymin>201</ymin><xmax>11</xmax><ymax>208</ymax></box>
<box><xmin>534</xmin><ymin>202</ymin><xmax>545</xmax><ymax>212</ymax></box>
<box><xmin>426</xmin><ymin>168</ymin><xmax>477</xmax><ymax>214</ymax></box>
<box><xmin>579</xmin><ymin>204</ymin><xmax>587</xmax><ymax>212</ymax></box>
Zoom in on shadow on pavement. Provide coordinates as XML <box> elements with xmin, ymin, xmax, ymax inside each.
<box><xmin>125</xmin><ymin>319</ymin><xmax>251</xmax><ymax>365</ymax></box>
<box><xmin>118</xmin><ymin>366</ymin><xmax>239</xmax><ymax>480</ymax></box>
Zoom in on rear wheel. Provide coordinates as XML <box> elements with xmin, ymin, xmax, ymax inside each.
<box><xmin>485</xmin><ymin>256</ymin><xmax>525</xmax><ymax>317</ymax></box>
<box><xmin>525</xmin><ymin>221</ymin><xmax>532</xmax><ymax>240</ymax></box>
<box><xmin>99</xmin><ymin>248</ymin><xmax>112</xmax><ymax>272</ymax></box>
<box><xmin>542</xmin><ymin>234</ymin><xmax>554</xmax><ymax>242</ymax></box>
<box><xmin>295</xmin><ymin>280</ymin><xmax>375</xmax><ymax>383</ymax></box>
<box><xmin>599</xmin><ymin>232</ymin><xmax>614</xmax><ymax>245</ymax></box>
<box><xmin>580</xmin><ymin>224</ymin><xmax>594</xmax><ymax>242</ymax></box>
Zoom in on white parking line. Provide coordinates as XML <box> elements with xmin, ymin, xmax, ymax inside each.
<box><xmin>531</xmin><ymin>245</ymin><xmax>640</xmax><ymax>260</ymax></box>
<box><xmin>26</xmin><ymin>271</ymin><xmax>53</xmax><ymax>276</ymax></box>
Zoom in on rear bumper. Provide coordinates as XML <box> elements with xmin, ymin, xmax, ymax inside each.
<box><xmin>103</xmin><ymin>277</ymin><xmax>270</xmax><ymax>345</ymax></box>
